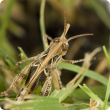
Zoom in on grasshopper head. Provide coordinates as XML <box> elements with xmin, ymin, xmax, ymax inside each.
<box><xmin>49</xmin><ymin>24</ymin><xmax>93</xmax><ymax>56</ymax></box>
<box><xmin>51</xmin><ymin>37</ymin><xmax>69</xmax><ymax>56</ymax></box>
<box><xmin>49</xmin><ymin>13</ymin><xmax>70</xmax><ymax>56</ymax></box>
<box><xmin>49</xmin><ymin>12</ymin><xmax>93</xmax><ymax>57</ymax></box>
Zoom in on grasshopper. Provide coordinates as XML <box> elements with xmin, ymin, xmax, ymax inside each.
<box><xmin>0</xmin><ymin>14</ymin><xmax>93</xmax><ymax>101</ymax></box>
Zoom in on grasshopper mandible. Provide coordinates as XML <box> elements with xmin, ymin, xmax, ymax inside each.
<box><xmin>0</xmin><ymin>14</ymin><xmax>93</xmax><ymax>101</ymax></box>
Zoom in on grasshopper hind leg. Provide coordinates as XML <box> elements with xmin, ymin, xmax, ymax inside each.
<box><xmin>15</xmin><ymin>67</ymin><xmax>48</xmax><ymax>101</ymax></box>
<box><xmin>52</xmin><ymin>68</ymin><xmax>62</xmax><ymax>90</ymax></box>
<box><xmin>0</xmin><ymin>64</ymin><xmax>32</xmax><ymax>97</ymax></box>
<box><xmin>40</xmin><ymin>69</ymin><xmax>63</xmax><ymax>96</ymax></box>
<box><xmin>15</xmin><ymin>84</ymin><xmax>27</xmax><ymax>101</ymax></box>
<box><xmin>40</xmin><ymin>76</ymin><xmax>52</xmax><ymax>96</ymax></box>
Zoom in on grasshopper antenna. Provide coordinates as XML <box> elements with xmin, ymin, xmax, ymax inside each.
<box><xmin>61</xmin><ymin>12</ymin><xmax>70</xmax><ymax>39</ymax></box>
<box><xmin>64</xmin><ymin>12</ymin><xmax>66</xmax><ymax>36</ymax></box>
<box><xmin>66</xmin><ymin>33</ymin><xmax>93</xmax><ymax>42</ymax></box>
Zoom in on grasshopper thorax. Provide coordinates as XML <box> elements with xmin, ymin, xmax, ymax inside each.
<box><xmin>50</xmin><ymin>37</ymin><xmax>69</xmax><ymax>56</ymax></box>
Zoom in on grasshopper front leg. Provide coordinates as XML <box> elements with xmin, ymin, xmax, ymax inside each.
<box><xmin>61</xmin><ymin>58</ymin><xmax>85</xmax><ymax>64</ymax></box>
<box><xmin>0</xmin><ymin>64</ymin><xmax>32</xmax><ymax>97</ymax></box>
<box><xmin>43</xmin><ymin>34</ymin><xmax>53</xmax><ymax>49</ymax></box>
<box><xmin>15</xmin><ymin>56</ymin><xmax>38</xmax><ymax>70</ymax></box>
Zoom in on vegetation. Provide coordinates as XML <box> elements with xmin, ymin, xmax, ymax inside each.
<box><xmin>0</xmin><ymin>0</ymin><xmax>110</xmax><ymax>109</ymax></box>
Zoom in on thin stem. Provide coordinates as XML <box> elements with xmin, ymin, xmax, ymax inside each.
<box><xmin>109</xmin><ymin>35</ymin><xmax>110</xmax><ymax>54</ymax></box>
<box><xmin>40</xmin><ymin>0</ymin><xmax>46</xmax><ymax>50</ymax></box>
<box><xmin>103</xmin><ymin>77</ymin><xmax>110</xmax><ymax>110</ymax></box>
<box><xmin>103</xmin><ymin>46</ymin><xmax>110</xmax><ymax>67</ymax></box>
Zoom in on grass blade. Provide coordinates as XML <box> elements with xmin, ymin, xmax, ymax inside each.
<box><xmin>5</xmin><ymin>59</ymin><xmax>15</xmax><ymax>70</ymax></box>
<box><xmin>51</xmin><ymin>70</ymin><xmax>85</xmax><ymax>103</ymax></box>
<box><xmin>79</xmin><ymin>84</ymin><xmax>104</xmax><ymax>107</ymax></box>
<box><xmin>71</xmin><ymin>86</ymin><xmax>109</xmax><ymax>101</ymax></box>
<box><xmin>103</xmin><ymin>46</ymin><xmax>110</xmax><ymax>66</ymax></box>
<box><xmin>59</xmin><ymin>72</ymin><xmax>85</xmax><ymax>103</ymax></box>
<box><xmin>0</xmin><ymin>46</ymin><xmax>17</xmax><ymax>65</ymax></box>
<box><xmin>58</xmin><ymin>62</ymin><xmax>108</xmax><ymax>86</ymax></box>
<box><xmin>103</xmin><ymin>77</ymin><xmax>110</xmax><ymax>110</ymax></box>
<box><xmin>9</xmin><ymin>95</ymin><xmax>89</xmax><ymax>110</ymax></box>
<box><xmin>18</xmin><ymin>47</ymin><xmax>28</xmax><ymax>60</ymax></box>
<box><xmin>18</xmin><ymin>47</ymin><xmax>29</xmax><ymax>68</ymax></box>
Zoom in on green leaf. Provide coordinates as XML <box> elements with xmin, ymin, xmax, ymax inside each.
<box><xmin>0</xmin><ymin>74</ymin><xmax>8</xmax><ymax>91</ymax></box>
<box><xmin>103</xmin><ymin>46</ymin><xmax>110</xmax><ymax>67</ymax></box>
<box><xmin>58</xmin><ymin>62</ymin><xmax>108</xmax><ymax>86</ymax></box>
<box><xmin>0</xmin><ymin>46</ymin><xmax>17</xmax><ymax>65</ymax></box>
<box><xmin>71</xmin><ymin>86</ymin><xmax>108</xmax><ymax>101</ymax></box>
<box><xmin>18</xmin><ymin>47</ymin><xmax>29</xmax><ymax>67</ymax></box>
<box><xmin>11</xmin><ymin>95</ymin><xmax>89</xmax><ymax>110</ymax></box>
<box><xmin>5</xmin><ymin>59</ymin><xmax>15</xmax><ymax>70</ymax></box>
<box><xmin>11</xmin><ymin>96</ymin><xmax>64</xmax><ymax>110</ymax></box>
<box><xmin>51</xmin><ymin>68</ymin><xmax>86</xmax><ymax>103</ymax></box>
<box><xmin>79</xmin><ymin>84</ymin><xmax>104</xmax><ymax>107</ymax></box>
<box><xmin>18</xmin><ymin>47</ymin><xmax>28</xmax><ymax>60</ymax></box>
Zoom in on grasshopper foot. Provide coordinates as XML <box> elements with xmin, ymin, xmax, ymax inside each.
<box><xmin>0</xmin><ymin>91</ymin><xmax>10</xmax><ymax>97</ymax></box>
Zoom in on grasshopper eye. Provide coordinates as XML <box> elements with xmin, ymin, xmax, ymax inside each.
<box><xmin>62</xmin><ymin>44</ymin><xmax>68</xmax><ymax>51</ymax></box>
<box><xmin>53</xmin><ymin>38</ymin><xmax>60</xmax><ymax>43</ymax></box>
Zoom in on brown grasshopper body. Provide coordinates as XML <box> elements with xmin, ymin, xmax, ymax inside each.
<box><xmin>0</xmin><ymin>16</ymin><xmax>93</xmax><ymax>101</ymax></box>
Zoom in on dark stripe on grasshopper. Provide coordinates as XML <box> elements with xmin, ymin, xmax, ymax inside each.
<box><xmin>45</xmin><ymin>90</ymin><xmax>50</xmax><ymax>96</ymax></box>
<box><xmin>17</xmin><ymin>93</ymin><xmax>20</xmax><ymax>97</ymax></box>
<box><xmin>53</xmin><ymin>55</ymin><xmax>59</xmax><ymax>62</ymax></box>
<box><xmin>16</xmin><ymin>86</ymin><xmax>25</xmax><ymax>99</ymax></box>
<box><xmin>39</xmin><ymin>49</ymin><xmax>50</xmax><ymax>62</ymax></box>
<box><xmin>44</xmin><ymin>48</ymin><xmax>50</xmax><ymax>55</ymax></box>
<box><xmin>29</xmin><ymin>68</ymin><xmax>51</xmax><ymax>94</ymax></box>
<box><xmin>25</xmin><ymin>66</ymin><xmax>48</xmax><ymax>93</ymax></box>
<box><xmin>25</xmin><ymin>66</ymin><xmax>38</xmax><ymax>85</ymax></box>
<box><xmin>48</xmin><ymin>55</ymin><xmax>59</xmax><ymax>64</ymax></box>
<box><xmin>20</xmin><ymin>88</ymin><xmax>24</xmax><ymax>92</ymax></box>
<box><xmin>30</xmin><ymin>70</ymin><xmax>47</xmax><ymax>91</ymax></box>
